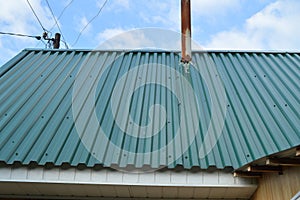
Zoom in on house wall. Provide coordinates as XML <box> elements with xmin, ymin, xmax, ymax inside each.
<box><xmin>251</xmin><ymin>167</ymin><xmax>300</xmax><ymax>200</ymax></box>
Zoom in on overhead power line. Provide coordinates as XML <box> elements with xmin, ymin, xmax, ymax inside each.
<box><xmin>72</xmin><ymin>0</ymin><xmax>109</xmax><ymax>47</ymax></box>
<box><xmin>45</xmin><ymin>0</ymin><xmax>69</xmax><ymax>49</ymax></box>
<box><xmin>0</xmin><ymin>31</ymin><xmax>41</xmax><ymax>40</ymax></box>
<box><xmin>26</xmin><ymin>0</ymin><xmax>48</xmax><ymax>32</ymax></box>
<box><xmin>50</xmin><ymin>0</ymin><xmax>75</xmax><ymax>31</ymax></box>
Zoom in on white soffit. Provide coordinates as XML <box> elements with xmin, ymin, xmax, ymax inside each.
<box><xmin>0</xmin><ymin>166</ymin><xmax>257</xmax><ymax>199</ymax></box>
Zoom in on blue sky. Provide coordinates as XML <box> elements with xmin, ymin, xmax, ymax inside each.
<box><xmin>1</xmin><ymin>0</ymin><xmax>300</xmax><ymax>66</ymax></box>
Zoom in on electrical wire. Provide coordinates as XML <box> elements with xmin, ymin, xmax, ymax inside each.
<box><xmin>0</xmin><ymin>31</ymin><xmax>41</xmax><ymax>40</ymax></box>
<box><xmin>35</xmin><ymin>38</ymin><xmax>48</xmax><ymax>48</ymax></box>
<box><xmin>26</xmin><ymin>0</ymin><xmax>48</xmax><ymax>32</ymax></box>
<box><xmin>71</xmin><ymin>0</ymin><xmax>109</xmax><ymax>47</ymax></box>
<box><xmin>45</xmin><ymin>0</ymin><xmax>69</xmax><ymax>49</ymax></box>
<box><xmin>50</xmin><ymin>0</ymin><xmax>74</xmax><ymax>31</ymax></box>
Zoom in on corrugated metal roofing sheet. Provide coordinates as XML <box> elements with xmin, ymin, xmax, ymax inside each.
<box><xmin>0</xmin><ymin>49</ymin><xmax>299</xmax><ymax>170</ymax></box>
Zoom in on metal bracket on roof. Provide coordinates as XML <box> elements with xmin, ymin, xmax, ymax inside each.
<box><xmin>179</xmin><ymin>61</ymin><xmax>190</xmax><ymax>74</ymax></box>
<box><xmin>183</xmin><ymin>62</ymin><xmax>190</xmax><ymax>73</ymax></box>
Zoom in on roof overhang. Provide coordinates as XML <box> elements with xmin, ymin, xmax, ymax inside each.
<box><xmin>0</xmin><ymin>165</ymin><xmax>257</xmax><ymax>199</ymax></box>
<box><xmin>234</xmin><ymin>146</ymin><xmax>300</xmax><ymax>177</ymax></box>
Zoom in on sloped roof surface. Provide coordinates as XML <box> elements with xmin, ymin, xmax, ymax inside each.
<box><xmin>0</xmin><ymin>49</ymin><xmax>299</xmax><ymax>169</ymax></box>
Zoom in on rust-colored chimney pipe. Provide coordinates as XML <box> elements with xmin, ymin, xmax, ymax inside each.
<box><xmin>181</xmin><ymin>0</ymin><xmax>191</xmax><ymax>63</ymax></box>
<box><xmin>53</xmin><ymin>33</ymin><xmax>61</xmax><ymax>49</ymax></box>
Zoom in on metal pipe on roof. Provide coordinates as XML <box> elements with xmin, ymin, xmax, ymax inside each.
<box><xmin>181</xmin><ymin>0</ymin><xmax>192</xmax><ymax>63</ymax></box>
<box><xmin>53</xmin><ymin>33</ymin><xmax>61</xmax><ymax>49</ymax></box>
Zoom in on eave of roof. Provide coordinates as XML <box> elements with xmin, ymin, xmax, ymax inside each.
<box><xmin>0</xmin><ymin>165</ymin><xmax>257</xmax><ymax>199</ymax></box>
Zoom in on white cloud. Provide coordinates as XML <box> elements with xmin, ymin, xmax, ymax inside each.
<box><xmin>205</xmin><ymin>0</ymin><xmax>300</xmax><ymax>50</ymax></box>
<box><xmin>0</xmin><ymin>0</ymin><xmax>53</xmax><ymax>34</ymax></box>
<box><xmin>192</xmin><ymin>0</ymin><xmax>241</xmax><ymax>17</ymax></box>
<box><xmin>77</xmin><ymin>16</ymin><xmax>92</xmax><ymax>35</ymax></box>
<box><xmin>106</xmin><ymin>0</ymin><xmax>130</xmax><ymax>11</ymax></box>
<box><xmin>96</xmin><ymin>28</ymin><xmax>155</xmax><ymax>49</ymax></box>
<box><xmin>138</xmin><ymin>0</ymin><xmax>241</xmax><ymax>33</ymax></box>
<box><xmin>0</xmin><ymin>0</ymin><xmax>54</xmax><ymax>66</ymax></box>
<box><xmin>96</xmin><ymin>27</ymin><xmax>203</xmax><ymax>51</ymax></box>
<box><xmin>138</xmin><ymin>0</ymin><xmax>180</xmax><ymax>30</ymax></box>
<box><xmin>113</xmin><ymin>0</ymin><xmax>129</xmax><ymax>9</ymax></box>
<box><xmin>97</xmin><ymin>28</ymin><xmax>128</xmax><ymax>42</ymax></box>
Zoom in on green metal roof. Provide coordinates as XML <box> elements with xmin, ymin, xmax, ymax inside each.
<box><xmin>0</xmin><ymin>49</ymin><xmax>299</xmax><ymax>170</ymax></box>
